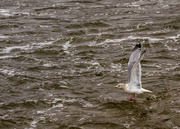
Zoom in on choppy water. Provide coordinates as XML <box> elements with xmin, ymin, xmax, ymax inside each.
<box><xmin>0</xmin><ymin>0</ymin><xmax>180</xmax><ymax>129</ymax></box>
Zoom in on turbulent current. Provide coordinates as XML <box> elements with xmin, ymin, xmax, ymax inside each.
<box><xmin>0</xmin><ymin>0</ymin><xmax>180</xmax><ymax>129</ymax></box>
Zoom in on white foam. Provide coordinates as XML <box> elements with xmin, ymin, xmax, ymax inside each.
<box><xmin>91</xmin><ymin>61</ymin><xmax>100</xmax><ymax>66</ymax></box>
<box><xmin>0</xmin><ymin>9</ymin><xmax>11</xmax><ymax>16</ymax></box>
<box><xmin>0</xmin><ymin>35</ymin><xmax>9</xmax><ymax>39</ymax></box>
<box><xmin>52</xmin><ymin>98</ymin><xmax>62</xmax><ymax>104</ymax></box>
<box><xmin>51</xmin><ymin>103</ymin><xmax>64</xmax><ymax>109</ymax></box>
<box><xmin>78</xmin><ymin>118</ymin><xmax>85</xmax><ymax>121</ymax></box>
<box><xmin>1</xmin><ymin>41</ymin><xmax>54</xmax><ymax>54</ymax></box>
<box><xmin>0</xmin><ymin>55</ymin><xmax>17</xmax><ymax>59</ymax></box>
<box><xmin>137</xmin><ymin>22</ymin><xmax>154</xmax><ymax>29</ymax></box>
<box><xmin>52</xmin><ymin>98</ymin><xmax>77</xmax><ymax>105</ymax></box>
<box><xmin>165</xmin><ymin>63</ymin><xmax>179</xmax><ymax>71</ymax></box>
<box><xmin>124</xmin><ymin>2</ymin><xmax>140</xmax><ymax>8</ymax></box>
<box><xmin>0</xmin><ymin>69</ymin><xmax>15</xmax><ymax>76</ymax></box>
<box><xmin>60</xmin><ymin>85</ymin><xmax>68</xmax><ymax>89</ymax></box>
<box><xmin>104</xmin><ymin>36</ymin><xmax>164</xmax><ymax>44</ymax></box>
<box><xmin>30</xmin><ymin>119</ymin><xmax>38</xmax><ymax>128</ymax></box>
<box><xmin>83</xmin><ymin>103</ymin><xmax>94</xmax><ymax>108</ymax></box>
<box><xmin>0</xmin><ymin>68</ymin><xmax>26</xmax><ymax>76</ymax></box>
<box><xmin>37</xmin><ymin>110</ymin><xmax>45</xmax><ymax>114</ymax></box>
<box><xmin>26</xmin><ymin>99</ymin><xmax>38</xmax><ymax>103</ymax></box>
<box><xmin>39</xmin><ymin>117</ymin><xmax>46</xmax><ymax>121</ymax></box>
<box><xmin>0</xmin><ymin>102</ymin><xmax>4</xmax><ymax>106</ymax></box>
<box><xmin>110</xmin><ymin>63</ymin><xmax>122</xmax><ymax>71</ymax></box>
<box><xmin>2</xmin><ymin>45</ymin><xmax>32</xmax><ymax>53</ymax></box>
<box><xmin>63</xmin><ymin>41</ymin><xmax>71</xmax><ymax>50</ymax></box>
<box><xmin>97</xmin><ymin>82</ymin><xmax>102</xmax><ymax>86</ymax></box>
<box><xmin>63</xmin><ymin>99</ymin><xmax>76</xmax><ymax>103</ymax></box>
<box><xmin>129</xmin><ymin>3</ymin><xmax>140</xmax><ymax>7</ymax></box>
<box><xmin>0</xmin><ymin>115</ymin><xmax>9</xmax><ymax>120</ymax></box>
<box><xmin>34</xmin><ymin>41</ymin><xmax>54</xmax><ymax>47</ymax></box>
<box><xmin>123</xmin><ymin>124</ymin><xmax>130</xmax><ymax>128</ymax></box>
<box><xmin>42</xmin><ymin>62</ymin><xmax>57</xmax><ymax>68</ymax></box>
<box><xmin>13</xmin><ymin>11</ymin><xmax>30</xmax><ymax>16</ymax></box>
<box><xmin>166</xmin><ymin>34</ymin><xmax>180</xmax><ymax>42</ymax></box>
<box><xmin>63</xmin><ymin>39</ymin><xmax>72</xmax><ymax>53</ymax></box>
<box><xmin>102</xmin><ymin>34</ymin><xmax>179</xmax><ymax>45</ymax></box>
<box><xmin>42</xmin><ymin>63</ymin><xmax>52</xmax><ymax>67</ymax></box>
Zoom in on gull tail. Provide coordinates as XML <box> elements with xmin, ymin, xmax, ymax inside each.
<box><xmin>142</xmin><ymin>88</ymin><xmax>152</xmax><ymax>93</ymax></box>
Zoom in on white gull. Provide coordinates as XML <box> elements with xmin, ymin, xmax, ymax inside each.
<box><xmin>114</xmin><ymin>43</ymin><xmax>152</xmax><ymax>102</ymax></box>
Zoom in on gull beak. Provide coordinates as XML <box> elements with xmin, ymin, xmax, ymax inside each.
<box><xmin>114</xmin><ymin>85</ymin><xmax>117</xmax><ymax>88</ymax></box>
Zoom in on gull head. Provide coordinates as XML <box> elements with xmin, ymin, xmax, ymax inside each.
<box><xmin>114</xmin><ymin>83</ymin><xmax>126</xmax><ymax>90</ymax></box>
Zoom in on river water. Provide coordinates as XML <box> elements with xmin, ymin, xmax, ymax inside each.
<box><xmin>0</xmin><ymin>0</ymin><xmax>180</xmax><ymax>129</ymax></box>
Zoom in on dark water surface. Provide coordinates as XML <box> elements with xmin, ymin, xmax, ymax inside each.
<box><xmin>0</xmin><ymin>0</ymin><xmax>180</xmax><ymax>128</ymax></box>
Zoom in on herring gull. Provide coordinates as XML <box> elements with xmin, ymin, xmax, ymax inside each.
<box><xmin>114</xmin><ymin>43</ymin><xmax>152</xmax><ymax>102</ymax></box>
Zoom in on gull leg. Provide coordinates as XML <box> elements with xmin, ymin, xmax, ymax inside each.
<box><xmin>133</xmin><ymin>94</ymin><xmax>137</xmax><ymax>102</ymax></box>
<box><xmin>128</xmin><ymin>94</ymin><xmax>135</xmax><ymax>101</ymax></box>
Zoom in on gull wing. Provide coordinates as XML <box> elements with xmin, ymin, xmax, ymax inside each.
<box><xmin>128</xmin><ymin>43</ymin><xmax>141</xmax><ymax>83</ymax></box>
<box><xmin>128</xmin><ymin>43</ymin><xmax>146</xmax><ymax>89</ymax></box>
